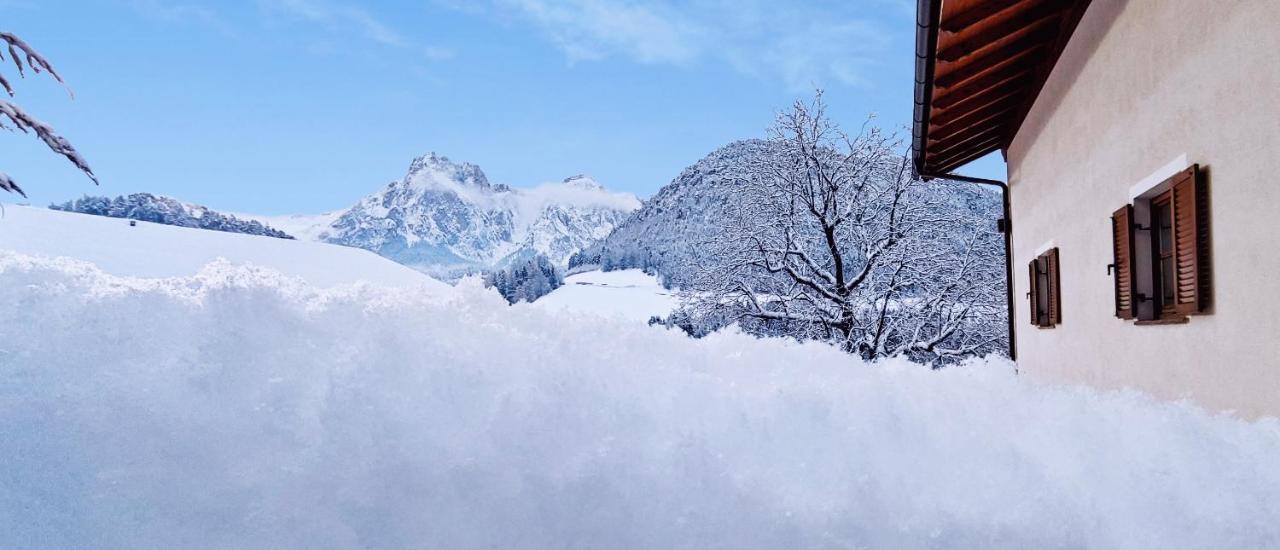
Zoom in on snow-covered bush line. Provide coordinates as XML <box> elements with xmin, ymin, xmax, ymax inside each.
<box><xmin>1</xmin><ymin>252</ymin><xmax>1277</xmax><ymax>549</ymax></box>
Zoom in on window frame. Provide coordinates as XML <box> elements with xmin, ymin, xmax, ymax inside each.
<box><xmin>1028</xmin><ymin>247</ymin><xmax>1061</xmax><ymax>328</ymax></box>
<box><xmin>1110</xmin><ymin>164</ymin><xmax>1209</xmax><ymax>325</ymax></box>
<box><xmin>1148</xmin><ymin>190</ymin><xmax>1179</xmax><ymax>320</ymax></box>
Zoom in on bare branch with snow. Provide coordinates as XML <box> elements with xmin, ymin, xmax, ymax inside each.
<box><xmin>0</xmin><ymin>31</ymin><xmax>95</xmax><ymax>197</ymax></box>
<box><xmin>676</xmin><ymin>91</ymin><xmax>1006</xmax><ymax>365</ymax></box>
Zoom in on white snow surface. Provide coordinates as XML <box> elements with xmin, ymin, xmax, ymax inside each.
<box><xmin>533</xmin><ymin>268</ymin><xmax>677</xmax><ymax>321</ymax></box>
<box><xmin>1</xmin><ymin>250</ymin><xmax>1279</xmax><ymax>549</ymax></box>
<box><xmin>0</xmin><ymin>206</ymin><xmax>446</xmax><ymax>291</ymax></box>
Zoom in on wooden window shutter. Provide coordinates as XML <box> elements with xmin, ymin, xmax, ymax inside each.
<box><xmin>1170</xmin><ymin>165</ymin><xmax>1209</xmax><ymax>315</ymax></box>
<box><xmin>1028</xmin><ymin>259</ymin><xmax>1042</xmax><ymax>327</ymax></box>
<box><xmin>1046</xmin><ymin>248</ymin><xmax>1062</xmax><ymax>325</ymax></box>
<box><xmin>1110</xmin><ymin>205</ymin><xmax>1136</xmax><ymax>319</ymax></box>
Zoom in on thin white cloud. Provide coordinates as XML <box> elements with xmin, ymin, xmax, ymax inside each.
<box><xmin>465</xmin><ymin>0</ymin><xmax>905</xmax><ymax>90</ymax></box>
<box><xmin>263</xmin><ymin>0</ymin><xmax>407</xmax><ymax>46</ymax></box>
<box><xmin>129</xmin><ymin>0</ymin><xmax>237</xmax><ymax>35</ymax></box>
<box><xmin>261</xmin><ymin>0</ymin><xmax>453</xmax><ymax>61</ymax></box>
<box><xmin>496</xmin><ymin>0</ymin><xmax>701</xmax><ymax>64</ymax></box>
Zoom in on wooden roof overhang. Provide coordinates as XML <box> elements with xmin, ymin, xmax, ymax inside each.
<box><xmin>913</xmin><ymin>0</ymin><xmax>1092</xmax><ymax>177</ymax></box>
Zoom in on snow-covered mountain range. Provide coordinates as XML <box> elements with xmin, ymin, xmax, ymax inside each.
<box><xmin>257</xmin><ymin>153</ymin><xmax>640</xmax><ymax>280</ymax></box>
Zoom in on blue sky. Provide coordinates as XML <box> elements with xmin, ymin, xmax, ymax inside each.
<box><xmin>0</xmin><ymin>0</ymin><xmax>1003</xmax><ymax>214</ymax></box>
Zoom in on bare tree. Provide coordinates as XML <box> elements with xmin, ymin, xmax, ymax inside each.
<box><xmin>0</xmin><ymin>32</ymin><xmax>96</xmax><ymax>197</ymax></box>
<box><xmin>677</xmin><ymin>92</ymin><xmax>1006</xmax><ymax>364</ymax></box>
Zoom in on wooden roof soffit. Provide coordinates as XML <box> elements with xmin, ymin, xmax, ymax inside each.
<box><xmin>912</xmin><ymin>0</ymin><xmax>1093</xmax><ymax>177</ymax></box>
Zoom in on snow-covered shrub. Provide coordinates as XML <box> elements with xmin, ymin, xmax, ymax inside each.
<box><xmin>1</xmin><ymin>252</ymin><xmax>1277</xmax><ymax>549</ymax></box>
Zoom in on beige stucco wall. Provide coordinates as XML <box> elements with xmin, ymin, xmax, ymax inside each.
<box><xmin>1006</xmin><ymin>0</ymin><xmax>1280</xmax><ymax>418</ymax></box>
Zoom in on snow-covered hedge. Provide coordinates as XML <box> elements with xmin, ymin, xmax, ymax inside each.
<box><xmin>1</xmin><ymin>252</ymin><xmax>1277</xmax><ymax>549</ymax></box>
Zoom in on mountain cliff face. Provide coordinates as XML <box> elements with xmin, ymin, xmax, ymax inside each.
<box><xmin>289</xmin><ymin>153</ymin><xmax>640</xmax><ymax>280</ymax></box>
<box><xmin>50</xmin><ymin>193</ymin><xmax>294</xmax><ymax>239</ymax></box>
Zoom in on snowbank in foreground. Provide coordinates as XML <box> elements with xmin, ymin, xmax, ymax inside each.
<box><xmin>532</xmin><ymin>269</ymin><xmax>677</xmax><ymax>321</ymax></box>
<box><xmin>1</xmin><ymin>252</ymin><xmax>1277</xmax><ymax>549</ymax></box>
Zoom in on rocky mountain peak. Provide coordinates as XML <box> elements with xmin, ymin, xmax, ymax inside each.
<box><xmin>406</xmin><ymin>152</ymin><xmax>491</xmax><ymax>189</ymax></box>
<box><xmin>562</xmin><ymin>174</ymin><xmax>604</xmax><ymax>190</ymax></box>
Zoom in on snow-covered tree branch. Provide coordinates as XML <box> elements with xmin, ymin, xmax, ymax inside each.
<box><xmin>675</xmin><ymin>91</ymin><xmax>1006</xmax><ymax>364</ymax></box>
<box><xmin>0</xmin><ymin>32</ymin><xmax>95</xmax><ymax>197</ymax></box>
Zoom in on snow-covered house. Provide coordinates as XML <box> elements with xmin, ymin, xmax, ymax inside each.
<box><xmin>911</xmin><ymin>0</ymin><xmax>1280</xmax><ymax>418</ymax></box>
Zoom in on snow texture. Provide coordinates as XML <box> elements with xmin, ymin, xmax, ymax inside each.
<box><xmin>0</xmin><ymin>206</ymin><xmax>445</xmax><ymax>290</ymax></box>
<box><xmin>534</xmin><ymin>268</ymin><xmax>677</xmax><ymax>321</ymax></box>
<box><xmin>1</xmin><ymin>250</ymin><xmax>1278</xmax><ymax>549</ymax></box>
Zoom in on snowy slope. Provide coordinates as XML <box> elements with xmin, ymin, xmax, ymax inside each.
<box><xmin>1</xmin><ymin>254</ymin><xmax>1278</xmax><ymax>548</ymax></box>
<box><xmin>253</xmin><ymin>154</ymin><xmax>641</xmax><ymax>279</ymax></box>
<box><xmin>0</xmin><ymin>205</ymin><xmax>446</xmax><ymax>290</ymax></box>
<box><xmin>532</xmin><ymin>269</ymin><xmax>677</xmax><ymax>321</ymax></box>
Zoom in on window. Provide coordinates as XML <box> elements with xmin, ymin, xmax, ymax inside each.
<box><xmin>1028</xmin><ymin>247</ymin><xmax>1061</xmax><ymax>328</ymax></box>
<box><xmin>1110</xmin><ymin>164</ymin><xmax>1211</xmax><ymax>324</ymax></box>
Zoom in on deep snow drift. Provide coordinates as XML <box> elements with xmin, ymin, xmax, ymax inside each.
<box><xmin>1</xmin><ymin>253</ymin><xmax>1279</xmax><ymax>549</ymax></box>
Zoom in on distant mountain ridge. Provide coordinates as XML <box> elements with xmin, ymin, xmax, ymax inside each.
<box><xmin>256</xmin><ymin>153</ymin><xmax>641</xmax><ymax>280</ymax></box>
<box><xmin>51</xmin><ymin>193</ymin><xmax>294</xmax><ymax>239</ymax></box>
<box><xmin>570</xmin><ymin>139</ymin><xmax>778</xmax><ymax>287</ymax></box>
<box><xmin>47</xmin><ymin>154</ymin><xmax>639</xmax><ymax>283</ymax></box>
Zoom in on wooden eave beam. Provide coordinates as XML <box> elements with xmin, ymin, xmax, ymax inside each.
<box><xmin>932</xmin><ymin>60</ymin><xmax>1032</xmax><ymax>110</ymax></box>
<box><xmin>928</xmin><ymin>124</ymin><xmax>1006</xmax><ymax>161</ymax></box>
<box><xmin>928</xmin><ymin>102</ymin><xmax>1016</xmax><ymax>142</ymax></box>
<box><xmin>930</xmin><ymin>136</ymin><xmax>1005</xmax><ymax>173</ymax></box>
<box><xmin>937</xmin><ymin>0</ymin><xmax>1060</xmax><ymax>62</ymax></box>
<box><xmin>934</xmin><ymin>21</ymin><xmax>1055</xmax><ymax>89</ymax></box>
<box><xmin>936</xmin><ymin>42</ymin><xmax>1044</xmax><ymax>91</ymax></box>
<box><xmin>930</xmin><ymin>85</ymin><xmax>1025</xmax><ymax>127</ymax></box>
<box><xmin>942</xmin><ymin>0</ymin><xmax>1028</xmax><ymax>33</ymax></box>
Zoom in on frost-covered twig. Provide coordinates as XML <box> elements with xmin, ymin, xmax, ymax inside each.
<box><xmin>0</xmin><ymin>32</ymin><xmax>66</xmax><ymax>87</ymax></box>
<box><xmin>0</xmin><ymin>31</ymin><xmax>92</xmax><ymax>197</ymax></box>
<box><xmin>0</xmin><ymin>171</ymin><xmax>23</xmax><ymax>197</ymax></box>
<box><xmin>0</xmin><ymin>100</ymin><xmax>96</xmax><ymax>185</ymax></box>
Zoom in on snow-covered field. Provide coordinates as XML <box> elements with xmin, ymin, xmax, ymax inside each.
<box><xmin>1</xmin><ymin>208</ymin><xmax>1279</xmax><ymax>549</ymax></box>
<box><xmin>533</xmin><ymin>269</ymin><xmax>677</xmax><ymax>321</ymax></box>
<box><xmin>0</xmin><ymin>206</ymin><xmax>446</xmax><ymax>290</ymax></box>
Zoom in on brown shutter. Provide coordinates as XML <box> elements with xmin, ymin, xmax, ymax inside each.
<box><xmin>1170</xmin><ymin>165</ymin><xmax>1209</xmax><ymax>315</ymax></box>
<box><xmin>1028</xmin><ymin>259</ymin><xmax>1041</xmax><ymax>327</ymax></box>
<box><xmin>1111</xmin><ymin>205</ymin><xmax>1136</xmax><ymax>319</ymax></box>
<box><xmin>1046</xmin><ymin>248</ymin><xmax>1062</xmax><ymax>325</ymax></box>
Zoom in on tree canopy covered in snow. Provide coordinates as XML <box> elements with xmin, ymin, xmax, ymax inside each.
<box><xmin>484</xmin><ymin>253</ymin><xmax>563</xmax><ymax>303</ymax></box>
<box><xmin>51</xmin><ymin>193</ymin><xmax>294</xmax><ymax>239</ymax></box>
<box><xmin>0</xmin><ymin>32</ymin><xmax>95</xmax><ymax>197</ymax></box>
<box><xmin>676</xmin><ymin>93</ymin><xmax>1007</xmax><ymax>363</ymax></box>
